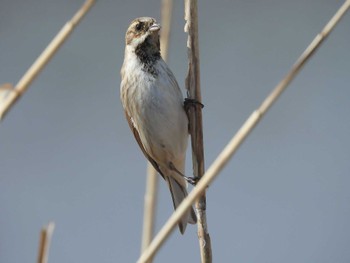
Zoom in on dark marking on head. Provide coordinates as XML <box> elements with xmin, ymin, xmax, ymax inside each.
<box><xmin>135</xmin><ymin>21</ymin><xmax>144</xmax><ymax>31</ymax></box>
<box><xmin>125</xmin><ymin>17</ymin><xmax>156</xmax><ymax>45</ymax></box>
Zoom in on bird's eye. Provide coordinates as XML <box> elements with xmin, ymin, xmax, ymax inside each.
<box><xmin>135</xmin><ymin>22</ymin><xmax>143</xmax><ymax>31</ymax></box>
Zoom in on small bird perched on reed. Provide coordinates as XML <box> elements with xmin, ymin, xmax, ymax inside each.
<box><xmin>120</xmin><ymin>17</ymin><xmax>197</xmax><ymax>234</ymax></box>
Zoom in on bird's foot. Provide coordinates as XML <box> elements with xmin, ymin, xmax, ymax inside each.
<box><xmin>169</xmin><ymin>162</ymin><xmax>199</xmax><ymax>186</ymax></box>
<box><xmin>184</xmin><ymin>175</ymin><xmax>200</xmax><ymax>186</ymax></box>
<box><xmin>184</xmin><ymin>98</ymin><xmax>204</xmax><ymax>113</ymax></box>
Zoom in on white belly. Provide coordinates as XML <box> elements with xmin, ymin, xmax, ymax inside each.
<box><xmin>123</xmin><ymin>59</ymin><xmax>188</xmax><ymax>165</ymax></box>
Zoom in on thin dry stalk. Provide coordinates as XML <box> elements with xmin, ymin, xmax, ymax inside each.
<box><xmin>141</xmin><ymin>1</ymin><xmax>173</xmax><ymax>262</ymax></box>
<box><xmin>37</xmin><ymin>222</ymin><xmax>55</xmax><ymax>263</ymax></box>
<box><xmin>141</xmin><ymin>163</ymin><xmax>158</xmax><ymax>260</ymax></box>
<box><xmin>0</xmin><ymin>83</ymin><xmax>14</xmax><ymax>101</ymax></box>
<box><xmin>160</xmin><ymin>0</ymin><xmax>173</xmax><ymax>61</ymax></box>
<box><xmin>0</xmin><ymin>0</ymin><xmax>95</xmax><ymax>121</ymax></box>
<box><xmin>136</xmin><ymin>1</ymin><xmax>350</xmax><ymax>262</ymax></box>
<box><xmin>184</xmin><ymin>0</ymin><xmax>212</xmax><ymax>262</ymax></box>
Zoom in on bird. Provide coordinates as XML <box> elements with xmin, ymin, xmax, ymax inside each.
<box><xmin>120</xmin><ymin>17</ymin><xmax>197</xmax><ymax>234</ymax></box>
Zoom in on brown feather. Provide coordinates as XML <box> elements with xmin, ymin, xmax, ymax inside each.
<box><xmin>124</xmin><ymin>110</ymin><xmax>165</xmax><ymax>180</ymax></box>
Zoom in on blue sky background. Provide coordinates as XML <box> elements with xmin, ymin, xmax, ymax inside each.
<box><xmin>1</xmin><ymin>0</ymin><xmax>350</xmax><ymax>262</ymax></box>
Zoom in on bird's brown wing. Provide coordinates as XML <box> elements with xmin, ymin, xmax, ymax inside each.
<box><xmin>124</xmin><ymin>110</ymin><xmax>165</xmax><ymax>180</ymax></box>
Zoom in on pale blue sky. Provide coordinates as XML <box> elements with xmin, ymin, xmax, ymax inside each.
<box><xmin>1</xmin><ymin>0</ymin><xmax>350</xmax><ymax>262</ymax></box>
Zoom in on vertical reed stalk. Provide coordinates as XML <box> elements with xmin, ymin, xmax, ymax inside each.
<box><xmin>184</xmin><ymin>0</ymin><xmax>212</xmax><ymax>262</ymax></box>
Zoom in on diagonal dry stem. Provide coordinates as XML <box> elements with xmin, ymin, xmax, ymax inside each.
<box><xmin>141</xmin><ymin>1</ymin><xmax>173</xmax><ymax>262</ymax></box>
<box><xmin>0</xmin><ymin>0</ymin><xmax>95</xmax><ymax>121</ymax></box>
<box><xmin>184</xmin><ymin>0</ymin><xmax>212</xmax><ymax>262</ymax></box>
<box><xmin>136</xmin><ymin>1</ymin><xmax>350</xmax><ymax>262</ymax></box>
<box><xmin>37</xmin><ymin>222</ymin><xmax>55</xmax><ymax>263</ymax></box>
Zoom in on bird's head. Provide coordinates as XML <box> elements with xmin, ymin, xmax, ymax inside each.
<box><xmin>125</xmin><ymin>17</ymin><xmax>161</xmax><ymax>50</ymax></box>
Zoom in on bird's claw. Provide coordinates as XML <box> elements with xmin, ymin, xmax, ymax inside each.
<box><xmin>184</xmin><ymin>98</ymin><xmax>204</xmax><ymax>113</ymax></box>
<box><xmin>169</xmin><ymin>162</ymin><xmax>199</xmax><ymax>185</ymax></box>
<box><xmin>184</xmin><ymin>176</ymin><xmax>200</xmax><ymax>186</ymax></box>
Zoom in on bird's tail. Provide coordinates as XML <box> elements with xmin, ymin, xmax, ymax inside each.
<box><xmin>166</xmin><ymin>176</ymin><xmax>197</xmax><ymax>234</ymax></box>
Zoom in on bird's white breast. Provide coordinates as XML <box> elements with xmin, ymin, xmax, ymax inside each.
<box><xmin>121</xmin><ymin>54</ymin><xmax>188</xmax><ymax>164</ymax></box>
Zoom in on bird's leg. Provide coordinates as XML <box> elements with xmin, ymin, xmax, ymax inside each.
<box><xmin>169</xmin><ymin>162</ymin><xmax>199</xmax><ymax>186</ymax></box>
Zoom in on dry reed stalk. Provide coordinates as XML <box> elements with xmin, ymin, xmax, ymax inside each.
<box><xmin>37</xmin><ymin>222</ymin><xmax>55</xmax><ymax>263</ymax></box>
<box><xmin>136</xmin><ymin>1</ymin><xmax>350</xmax><ymax>262</ymax></box>
<box><xmin>0</xmin><ymin>0</ymin><xmax>95</xmax><ymax>121</ymax></box>
<box><xmin>160</xmin><ymin>0</ymin><xmax>173</xmax><ymax>61</ymax></box>
<box><xmin>141</xmin><ymin>1</ymin><xmax>173</xmax><ymax>262</ymax></box>
<box><xmin>141</xmin><ymin>163</ymin><xmax>158</xmax><ymax>263</ymax></box>
<box><xmin>184</xmin><ymin>0</ymin><xmax>212</xmax><ymax>262</ymax></box>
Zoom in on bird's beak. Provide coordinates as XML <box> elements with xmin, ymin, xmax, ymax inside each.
<box><xmin>149</xmin><ymin>23</ymin><xmax>161</xmax><ymax>32</ymax></box>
